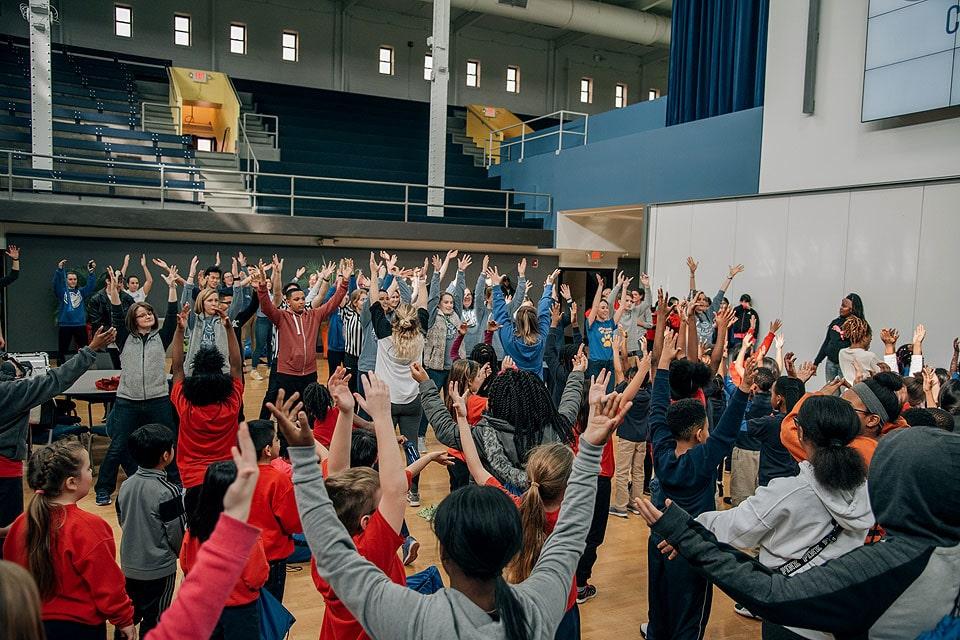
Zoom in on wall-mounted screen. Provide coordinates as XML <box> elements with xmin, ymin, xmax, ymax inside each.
<box><xmin>862</xmin><ymin>0</ymin><xmax>960</xmax><ymax>121</ymax></box>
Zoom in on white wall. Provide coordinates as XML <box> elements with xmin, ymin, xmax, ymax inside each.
<box><xmin>0</xmin><ymin>0</ymin><xmax>667</xmax><ymax>116</ymax></box>
<box><xmin>648</xmin><ymin>180</ymin><xmax>960</xmax><ymax>382</ymax></box>
<box><xmin>760</xmin><ymin>0</ymin><xmax>960</xmax><ymax>193</ymax></box>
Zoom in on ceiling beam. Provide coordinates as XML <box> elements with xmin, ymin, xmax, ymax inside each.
<box><xmin>552</xmin><ymin>31</ymin><xmax>586</xmax><ymax>49</ymax></box>
<box><xmin>452</xmin><ymin>10</ymin><xmax>484</xmax><ymax>33</ymax></box>
<box><xmin>637</xmin><ymin>48</ymin><xmax>669</xmax><ymax>65</ymax></box>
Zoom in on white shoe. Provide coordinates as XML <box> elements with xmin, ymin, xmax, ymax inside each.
<box><xmin>250</xmin><ymin>369</ymin><xmax>264</xmax><ymax>381</ymax></box>
<box><xmin>639</xmin><ymin>623</ymin><xmax>648</xmax><ymax>638</ymax></box>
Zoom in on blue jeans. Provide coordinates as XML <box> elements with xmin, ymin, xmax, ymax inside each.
<box><xmin>825</xmin><ymin>359</ymin><xmax>842</xmax><ymax>385</ymax></box>
<box><xmin>253</xmin><ymin>316</ymin><xmax>273</xmax><ymax>366</ymax></box>
<box><xmin>95</xmin><ymin>396</ymin><xmax>179</xmax><ymax>497</ymax></box>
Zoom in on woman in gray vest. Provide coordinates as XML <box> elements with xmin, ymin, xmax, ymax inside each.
<box><xmin>94</xmin><ymin>264</ymin><xmax>181</xmax><ymax>506</ymax></box>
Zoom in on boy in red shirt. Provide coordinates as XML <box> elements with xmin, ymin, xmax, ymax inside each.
<box><xmin>247</xmin><ymin>418</ymin><xmax>302</xmax><ymax>601</ymax></box>
<box><xmin>169</xmin><ymin>303</ymin><xmax>245</xmax><ymax>489</ymax></box>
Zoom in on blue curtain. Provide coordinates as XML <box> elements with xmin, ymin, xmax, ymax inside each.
<box><xmin>666</xmin><ymin>0</ymin><xmax>770</xmax><ymax>126</ymax></box>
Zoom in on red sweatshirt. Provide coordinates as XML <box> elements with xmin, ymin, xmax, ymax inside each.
<box><xmin>149</xmin><ymin>515</ymin><xmax>260</xmax><ymax>640</ymax></box>
<box><xmin>258</xmin><ymin>280</ymin><xmax>347</xmax><ymax>376</ymax></box>
<box><xmin>180</xmin><ymin>528</ymin><xmax>269</xmax><ymax>606</ymax></box>
<box><xmin>249</xmin><ymin>463</ymin><xmax>303</xmax><ymax>561</ymax></box>
<box><xmin>3</xmin><ymin>504</ymin><xmax>134</xmax><ymax>628</ymax></box>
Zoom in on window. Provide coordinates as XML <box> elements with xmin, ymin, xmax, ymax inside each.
<box><xmin>230</xmin><ymin>23</ymin><xmax>247</xmax><ymax>55</ymax></box>
<box><xmin>505</xmin><ymin>65</ymin><xmax>520</xmax><ymax>93</ymax></box>
<box><xmin>378</xmin><ymin>46</ymin><xmax>394</xmax><ymax>75</ymax></box>
<box><xmin>423</xmin><ymin>54</ymin><xmax>433</xmax><ymax>81</ymax></box>
<box><xmin>196</xmin><ymin>137</ymin><xmax>214</xmax><ymax>152</ymax></box>
<box><xmin>466</xmin><ymin>59</ymin><xmax>480</xmax><ymax>87</ymax></box>
<box><xmin>615</xmin><ymin>83</ymin><xmax>628</xmax><ymax>108</ymax></box>
<box><xmin>648</xmin><ymin>88</ymin><xmax>660</xmax><ymax>101</ymax></box>
<box><xmin>174</xmin><ymin>14</ymin><xmax>191</xmax><ymax>47</ymax></box>
<box><xmin>282</xmin><ymin>30</ymin><xmax>298</xmax><ymax>62</ymax></box>
<box><xmin>579</xmin><ymin>77</ymin><xmax>593</xmax><ymax>104</ymax></box>
<box><xmin>114</xmin><ymin>5</ymin><xmax>131</xmax><ymax>38</ymax></box>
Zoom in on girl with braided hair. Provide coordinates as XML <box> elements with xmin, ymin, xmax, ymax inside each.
<box><xmin>302</xmin><ymin>381</ymin><xmax>372</xmax><ymax>448</ymax></box>
<box><xmin>417</xmin><ymin>349</ymin><xmax>587</xmax><ymax>490</ymax></box>
<box><xmin>838</xmin><ymin>316</ymin><xmax>882</xmax><ymax>384</ymax></box>
<box><xmin>3</xmin><ymin>440</ymin><xmax>136</xmax><ymax>640</ymax></box>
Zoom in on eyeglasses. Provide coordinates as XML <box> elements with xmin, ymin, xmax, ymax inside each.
<box><xmin>851</xmin><ymin>408</ymin><xmax>875</xmax><ymax>417</ymax></box>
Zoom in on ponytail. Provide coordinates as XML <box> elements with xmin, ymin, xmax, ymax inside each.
<box><xmin>797</xmin><ymin>395</ymin><xmax>866</xmax><ymax>492</ymax></box>
<box><xmin>24</xmin><ymin>440</ymin><xmax>86</xmax><ymax>600</ymax></box>
<box><xmin>494</xmin><ymin>574</ymin><xmax>530</xmax><ymax>640</ymax></box>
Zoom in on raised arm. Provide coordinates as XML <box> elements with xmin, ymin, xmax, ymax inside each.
<box><xmin>586</xmin><ymin>273</ymin><xmax>604</xmax><ymax>327</ymax></box>
<box><xmin>326</xmin><ymin>367</ymin><xmax>356</xmax><ymax>476</ymax></box>
<box><xmin>451</xmin><ymin>386</ymin><xmax>492</xmax><ymax>486</ymax></box>
<box><xmin>414</xmin><ymin>364</ymin><xmax>463</xmax><ymax>449</ymax></box>
<box><xmin>222</xmin><ymin>311</ymin><xmax>242</xmax><ymax>379</ymax></box>
<box><xmin>613</xmin><ymin>275</ymin><xmax>631</xmax><ymax>325</ymax></box>
<box><xmin>104</xmin><ymin>269</ymin><xmax>129</xmax><ymax>349</ymax></box>
<box><xmin>170</xmin><ymin>305</ymin><xmax>189</xmax><ymax>385</ymax></box>
<box><xmin>81</xmin><ymin>262</ymin><xmax>97</xmax><ymax>297</ymax></box>
<box><xmin>0</xmin><ymin>245</ymin><xmax>20</xmax><ymax>289</ymax></box>
<box><xmin>140</xmin><ymin>254</ymin><xmax>154</xmax><ymax>298</ymax></box>
<box><xmin>686</xmin><ymin>257</ymin><xmax>698</xmax><ymax>298</ymax></box>
<box><xmin>452</xmin><ymin>254</ymin><xmax>469</xmax><ymax>316</ymax></box>
<box><xmin>710</xmin><ymin>306</ymin><xmax>734</xmax><ymax>377</ymax></box>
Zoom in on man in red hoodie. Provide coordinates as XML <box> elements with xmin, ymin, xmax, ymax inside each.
<box><xmin>255</xmin><ymin>259</ymin><xmax>350</xmax><ymax>409</ymax></box>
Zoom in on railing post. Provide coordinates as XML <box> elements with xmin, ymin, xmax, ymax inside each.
<box><xmin>557</xmin><ymin>111</ymin><xmax>564</xmax><ymax>154</ymax></box>
<box><xmin>6</xmin><ymin>150</ymin><xmax>12</xmax><ymax>197</ymax></box>
<box><xmin>520</xmin><ymin>127</ymin><xmax>525</xmax><ymax>163</ymax></box>
<box><xmin>404</xmin><ymin>184</ymin><xmax>409</xmax><ymax>222</ymax></box>
<box><xmin>252</xmin><ymin>170</ymin><xmax>258</xmax><ymax>212</ymax></box>
<box><xmin>504</xmin><ymin>191</ymin><xmax>510</xmax><ymax>228</ymax></box>
<box><xmin>582</xmin><ymin>113</ymin><xmax>589</xmax><ymax>145</ymax></box>
<box><xmin>289</xmin><ymin>176</ymin><xmax>295</xmax><ymax>216</ymax></box>
<box><xmin>159</xmin><ymin>165</ymin><xmax>165</xmax><ymax>208</ymax></box>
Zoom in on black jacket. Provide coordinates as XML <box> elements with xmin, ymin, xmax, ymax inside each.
<box><xmin>814</xmin><ymin>316</ymin><xmax>849</xmax><ymax>366</ymax></box>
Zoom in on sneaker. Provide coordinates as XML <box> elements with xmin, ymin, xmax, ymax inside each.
<box><xmin>417</xmin><ymin>436</ymin><xmax>427</xmax><ymax>454</ymax></box>
<box><xmin>608</xmin><ymin>507</ymin><xmax>629</xmax><ymax>518</ymax></box>
<box><xmin>734</xmin><ymin>603</ymin><xmax>761</xmax><ymax>620</ymax></box>
<box><xmin>407</xmin><ymin>491</ymin><xmax>421</xmax><ymax>507</ymax></box>
<box><xmin>250</xmin><ymin>369</ymin><xmax>264</xmax><ymax>381</ymax></box>
<box><xmin>639</xmin><ymin>623</ymin><xmax>649</xmax><ymax>638</ymax></box>
<box><xmin>575</xmin><ymin>583</ymin><xmax>597</xmax><ymax>604</ymax></box>
<box><xmin>95</xmin><ymin>493</ymin><xmax>112</xmax><ymax>506</ymax></box>
<box><xmin>626</xmin><ymin>504</ymin><xmax>641</xmax><ymax>516</ymax></box>
<box><xmin>402</xmin><ymin>536</ymin><xmax>420</xmax><ymax>566</ymax></box>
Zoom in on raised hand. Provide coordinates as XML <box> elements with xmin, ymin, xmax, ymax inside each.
<box><xmin>327</xmin><ymin>366</ymin><xmax>355</xmax><ymax>412</ymax></box>
<box><xmin>570</xmin><ymin>301</ymin><xmax>579</xmax><ymax>326</ymax></box>
<box><xmin>640</xmin><ymin>273</ymin><xmax>650</xmax><ymax>288</ymax></box>
<box><xmin>769</xmin><ymin>318</ymin><xmax>783</xmax><ymax>334</ymax></box>
<box><xmin>546</xmin><ymin>268</ymin><xmax>561</xmax><ymax>286</ymax></box>
<box><xmin>784</xmin><ymin>352</ymin><xmax>797</xmax><ymax>377</ymax></box>
<box><xmin>622</xmin><ymin>275</ymin><xmax>634</xmax><ymax>290</ymax></box>
<box><xmin>139</xmin><ymin>253</ymin><xmax>147</xmax><ymax>268</ymax></box>
<box><xmin>354</xmin><ymin>373</ymin><xmax>393</xmax><ymax>423</ymax></box>
<box><xmin>517</xmin><ymin>257</ymin><xmax>527</xmax><ymax>278</ymax></box>
<box><xmin>88</xmin><ymin>326</ymin><xmax>118</xmax><ymax>351</ymax></box>
<box><xmin>267</xmin><ymin>391</ymin><xmax>314</xmax><ymax>448</ymax></box>
<box><xmin>738</xmin><ymin>357</ymin><xmax>758</xmax><ymax>393</ymax></box>
<box><xmin>458</xmin><ymin>322</ymin><xmax>469</xmax><ymax>336</ymax></box>
<box><xmin>728</xmin><ymin>264</ymin><xmax>745</xmax><ymax>278</ymax></box>
<box><xmin>774</xmin><ymin>334</ymin><xmax>785</xmax><ymax>351</ymax></box>
<box><xmin>189</xmin><ymin>255</ymin><xmax>199</xmax><ymax>277</ymax></box>
<box><xmin>237</xmin><ymin>251</ymin><xmax>247</xmax><ymax>266</ymax></box>
<box><xmin>686</xmin><ymin>257</ymin><xmax>698</xmax><ymax>274</ymax></box>
<box><xmin>797</xmin><ymin>361</ymin><xmax>817</xmax><ymax>383</ymax></box>
<box><xmin>615</xmin><ymin>270</ymin><xmax>625</xmax><ymax>286</ymax></box>
<box><xmin>410</xmin><ymin>362</ymin><xmax>429</xmax><ymax>383</ymax></box>
<box><xmin>431</xmin><ymin>254</ymin><xmax>442</xmax><ymax>272</ymax></box>
<box><xmin>482</xmin><ymin>254</ymin><xmax>490</xmax><ymax>272</ymax></box>
<box><xmin>589</xmin><ymin>369</ymin><xmax>611</xmax><ymax>405</ymax></box>
<box><xmin>595</xmin><ymin>273</ymin><xmax>604</xmax><ymax>287</ymax></box>
<box><xmin>583</xmin><ymin>391</ymin><xmax>632</xmax><ymax>446</ymax></box>
<box><xmin>634</xmin><ymin>497</ymin><xmax>669</xmax><ymax>527</ymax></box>
<box><xmin>57</xmin><ymin>258</ymin><xmax>67</xmax><ymax>269</ymax></box>
<box><xmin>560</xmin><ymin>283</ymin><xmax>572</xmax><ymax>300</ymax></box>
<box><xmin>571</xmin><ymin>345</ymin><xmax>588</xmax><ymax>372</ymax></box>
<box><xmin>294</xmin><ymin>266</ymin><xmax>306</xmax><ymax>280</ymax></box>
<box><xmin>913</xmin><ymin>324</ymin><xmax>926</xmax><ymax>344</ymax></box>
<box><xmin>502</xmin><ymin>355</ymin><xmax>516</xmax><ymax>371</ymax></box>
<box><xmin>715</xmin><ymin>305</ymin><xmax>735</xmax><ymax>331</ymax></box>
<box><xmin>658</xmin><ymin>328</ymin><xmax>681</xmax><ymax>369</ymax></box>
<box><xmin>550</xmin><ymin>303</ymin><xmax>561</xmax><ymax>327</ymax></box>
<box><xmin>485</xmin><ymin>266</ymin><xmax>504</xmax><ymax>285</ymax></box>
<box><xmin>447</xmin><ymin>381</ymin><xmax>468</xmax><ymax>418</ymax></box>
<box><xmin>176</xmin><ymin>303</ymin><xmax>191</xmax><ymax>330</ymax></box>
<box><xmin>457</xmin><ymin>254</ymin><xmax>472</xmax><ymax>272</ymax></box>
<box><xmin>5</xmin><ymin>245</ymin><xmax>19</xmax><ymax>260</ymax></box>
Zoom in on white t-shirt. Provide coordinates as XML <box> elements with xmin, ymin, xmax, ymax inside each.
<box><xmin>375</xmin><ymin>336</ymin><xmax>423</xmax><ymax>405</ymax></box>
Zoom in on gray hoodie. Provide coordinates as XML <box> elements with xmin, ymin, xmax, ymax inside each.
<box><xmin>290</xmin><ymin>435</ymin><xmax>603</xmax><ymax>640</ymax></box>
<box><xmin>0</xmin><ymin>347</ymin><xmax>95</xmax><ymax>462</ymax></box>
<box><xmin>651</xmin><ymin>427</ymin><xmax>960</xmax><ymax>640</ymax></box>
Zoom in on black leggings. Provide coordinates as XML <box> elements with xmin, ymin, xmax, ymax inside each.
<box><xmin>576</xmin><ymin>474</ymin><xmax>611</xmax><ymax>587</ymax></box>
<box><xmin>57</xmin><ymin>325</ymin><xmax>88</xmax><ymax>364</ymax></box>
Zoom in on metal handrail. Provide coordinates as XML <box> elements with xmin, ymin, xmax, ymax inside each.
<box><xmin>0</xmin><ymin>149</ymin><xmax>551</xmax><ymax>227</ymax></box>
<box><xmin>140</xmin><ymin>101</ymin><xmax>181</xmax><ymax>134</ymax></box>
<box><xmin>237</xmin><ymin>117</ymin><xmax>259</xmax><ymax>211</ymax></box>
<box><xmin>485</xmin><ymin>109</ymin><xmax>589</xmax><ymax>167</ymax></box>
<box><xmin>242</xmin><ymin>113</ymin><xmax>279</xmax><ymax>150</ymax></box>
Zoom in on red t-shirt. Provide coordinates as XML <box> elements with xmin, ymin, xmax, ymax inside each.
<box><xmin>312</xmin><ymin>407</ymin><xmax>341</xmax><ymax>448</ymax></box>
<box><xmin>447</xmin><ymin>396</ymin><xmax>489</xmax><ymax>463</ymax></box>
<box><xmin>484</xmin><ymin>477</ymin><xmax>577</xmax><ymax>611</ymax></box>
<box><xmin>311</xmin><ymin>509</ymin><xmax>406</xmax><ymax>639</ymax></box>
<box><xmin>171</xmin><ymin>378</ymin><xmax>244</xmax><ymax>488</ymax></box>
<box><xmin>180</xmin><ymin>529</ymin><xmax>268</xmax><ymax>606</ymax></box>
<box><xmin>3</xmin><ymin>504</ymin><xmax>134</xmax><ymax>627</ymax></box>
<box><xmin>571</xmin><ymin>430</ymin><xmax>614</xmax><ymax>478</ymax></box>
<box><xmin>249</xmin><ymin>464</ymin><xmax>303</xmax><ymax>561</ymax></box>
<box><xmin>0</xmin><ymin>454</ymin><xmax>23</xmax><ymax>478</ymax></box>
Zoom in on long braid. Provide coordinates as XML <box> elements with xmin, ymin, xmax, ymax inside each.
<box><xmin>487</xmin><ymin>369</ymin><xmax>575</xmax><ymax>462</ymax></box>
<box><xmin>303</xmin><ymin>382</ymin><xmax>333</xmax><ymax>423</ymax></box>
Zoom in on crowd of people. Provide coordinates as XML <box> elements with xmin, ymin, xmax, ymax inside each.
<box><xmin>0</xmin><ymin>245</ymin><xmax>957</xmax><ymax>640</ymax></box>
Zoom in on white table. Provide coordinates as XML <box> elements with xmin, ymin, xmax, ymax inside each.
<box><xmin>62</xmin><ymin>369</ymin><xmax>122</xmax><ymax>428</ymax></box>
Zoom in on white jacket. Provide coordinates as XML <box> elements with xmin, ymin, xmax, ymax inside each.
<box><xmin>697</xmin><ymin>461</ymin><xmax>874</xmax><ymax>639</ymax></box>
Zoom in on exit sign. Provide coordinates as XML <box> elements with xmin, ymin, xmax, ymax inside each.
<box><xmin>587</xmin><ymin>251</ymin><xmax>604</xmax><ymax>263</ymax></box>
<box><xmin>189</xmin><ymin>70</ymin><xmax>209</xmax><ymax>83</ymax></box>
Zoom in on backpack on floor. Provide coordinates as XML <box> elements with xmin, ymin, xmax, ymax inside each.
<box><xmin>916</xmin><ymin>584</ymin><xmax>960</xmax><ymax>639</ymax></box>
<box><xmin>258</xmin><ymin>588</ymin><xmax>296</xmax><ymax>640</ymax></box>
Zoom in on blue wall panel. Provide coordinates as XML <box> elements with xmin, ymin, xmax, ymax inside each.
<box><xmin>493</xmin><ymin>105</ymin><xmax>763</xmax><ymax>228</ymax></box>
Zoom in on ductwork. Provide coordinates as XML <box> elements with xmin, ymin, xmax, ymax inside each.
<box><xmin>422</xmin><ymin>0</ymin><xmax>671</xmax><ymax>47</ymax></box>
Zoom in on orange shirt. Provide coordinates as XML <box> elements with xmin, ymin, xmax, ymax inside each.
<box><xmin>780</xmin><ymin>393</ymin><xmax>878</xmax><ymax>466</ymax></box>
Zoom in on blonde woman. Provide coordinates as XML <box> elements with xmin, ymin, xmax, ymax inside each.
<box><xmin>183</xmin><ymin>287</ymin><xmax>231</xmax><ymax>376</ymax></box>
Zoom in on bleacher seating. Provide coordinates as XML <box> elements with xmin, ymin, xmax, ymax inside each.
<box><xmin>233</xmin><ymin>79</ymin><xmax>543</xmax><ymax>229</ymax></box>
<box><xmin>0</xmin><ymin>37</ymin><xmax>202</xmax><ymax>201</ymax></box>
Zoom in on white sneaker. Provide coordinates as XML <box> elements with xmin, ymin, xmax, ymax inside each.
<box><xmin>407</xmin><ymin>491</ymin><xmax>421</xmax><ymax>507</ymax></box>
<box><xmin>734</xmin><ymin>603</ymin><xmax>761</xmax><ymax>620</ymax></box>
<box><xmin>250</xmin><ymin>369</ymin><xmax>264</xmax><ymax>381</ymax></box>
<box><xmin>639</xmin><ymin>623</ymin><xmax>648</xmax><ymax>638</ymax></box>
<box><xmin>417</xmin><ymin>436</ymin><xmax>427</xmax><ymax>454</ymax></box>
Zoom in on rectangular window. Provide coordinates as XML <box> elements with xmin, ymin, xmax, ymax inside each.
<box><xmin>466</xmin><ymin>59</ymin><xmax>480</xmax><ymax>87</ymax></box>
<box><xmin>114</xmin><ymin>5</ymin><xmax>132</xmax><ymax>38</ymax></box>
<box><xmin>174</xmin><ymin>14</ymin><xmax>191</xmax><ymax>47</ymax></box>
<box><xmin>648</xmin><ymin>88</ymin><xmax>660</xmax><ymax>101</ymax></box>
<box><xmin>378</xmin><ymin>46</ymin><xmax>394</xmax><ymax>75</ymax></box>
<box><xmin>230</xmin><ymin>23</ymin><xmax>247</xmax><ymax>55</ymax></box>
<box><xmin>282</xmin><ymin>30</ymin><xmax>298</xmax><ymax>62</ymax></box>
<box><xmin>424</xmin><ymin>54</ymin><xmax>433</xmax><ymax>81</ymax></box>
<box><xmin>505</xmin><ymin>65</ymin><xmax>520</xmax><ymax>93</ymax></box>
<box><xmin>579</xmin><ymin>77</ymin><xmax>593</xmax><ymax>104</ymax></box>
<box><xmin>615</xmin><ymin>83</ymin><xmax>628</xmax><ymax>108</ymax></box>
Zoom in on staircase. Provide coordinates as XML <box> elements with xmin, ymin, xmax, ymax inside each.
<box><xmin>136</xmin><ymin>81</ymin><xmax>178</xmax><ymax>135</ymax></box>
<box><xmin>237</xmin><ymin>91</ymin><xmax>281</xmax><ymax>162</ymax></box>
<box><xmin>196</xmin><ymin>151</ymin><xmax>253</xmax><ymax>214</ymax></box>
<box><xmin>449</xmin><ymin>107</ymin><xmax>486</xmax><ymax>168</ymax></box>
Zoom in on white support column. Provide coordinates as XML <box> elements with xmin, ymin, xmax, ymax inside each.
<box><xmin>426</xmin><ymin>0</ymin><xmax>451</xmax><ymax>217</ymax></box>
<box><xmin>27</xmin><ymin>0</ymin><xmax>54</xmax><ymax>191</ymax></box>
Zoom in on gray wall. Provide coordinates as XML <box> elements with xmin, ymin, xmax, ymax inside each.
<box><xmin>0</xmin><ymin>0</ymin><xmax>668</xmax><ymax>115</ymax></box>
<box><xmin>5</xmin><ymin>233</ymin><xmax>559</xmax><ymax>353</ymax></box>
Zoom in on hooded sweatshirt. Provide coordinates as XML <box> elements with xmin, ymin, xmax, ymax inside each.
<box><xmin>650</xmin><ymin>427</ymin><xmax>960</xmax><ymax>640</ymax></box>
<box><xmin>492</xmin><ymin>284</ymin><xmax>553</xmax><ymax>379</ymax></box>
<box><xmin>697</xmin><ymin>461</ymin><xmax>873</xmax><ymax>639</ymax></box>
<box><xmin>53</xmin><ymin>267</ymin><xmax>96</xmax><ymax>326</ymax></box>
